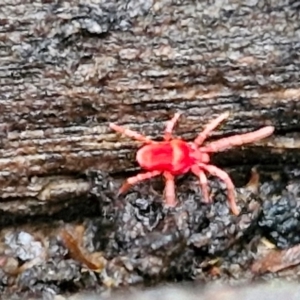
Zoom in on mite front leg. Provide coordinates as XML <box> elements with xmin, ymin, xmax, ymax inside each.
<box><xmin>164</xmin><ymin>112</ymin><xmax>181</xmax><ymax>141</ymax></box>
<box><xmin>118</xmin><ymin>170</ymin><xmax>161</xmax><ymax>195</ymax></box>
<box><xmin>198</xmin><ymin>163</ymin><xmax>240</xmax><ymax>216</ymax></box>
<box><xmin>109</xmin><ymin>123</ymin><xmax>154</xmax><ymax>144</ymax></box>
<box><xmin>194</xmin><ymin>112</ymin><xmax>229</xmax><ymax>146</ymax></box>
<box><xmin>191</xmin><ymin>165</ymin><xmax>210</xmax><ymax>203</ymax></box>
<box><xmin>163</xmin><ymin>171</ymin><xmax>177</xmax><ymax>206</ymax></box>
<box><xmin>200</xmin><ymin>126</ymin><xmax>274</xmax><ymax>153</ymax></box>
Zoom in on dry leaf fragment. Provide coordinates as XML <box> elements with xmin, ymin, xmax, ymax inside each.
<box><xmin>60</xmin><ymin>229</ymin><xmax>104</xmax><ymax>272</ymax></box>
<box><xmin>251</xmin><ymin>244</ymin><xmax>300</xmax><ymax>274</ymax></box>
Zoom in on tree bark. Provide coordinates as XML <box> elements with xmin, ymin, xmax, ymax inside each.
<box><xmin>0</xmin><ymin>0</ymin><xmax>299</xmax><ymax>211</ymax></box>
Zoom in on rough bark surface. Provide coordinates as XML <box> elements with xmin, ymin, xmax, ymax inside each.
<box><xmin>1</xmin><ymin>0</ymin><xmax>300</xmax><ymax>209</ymax></box>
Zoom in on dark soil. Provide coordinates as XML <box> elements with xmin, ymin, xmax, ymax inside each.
<box><xmin>1</xmin><ymin>165</ymin><xmax>300</xmax><ymax>299</ymax></box>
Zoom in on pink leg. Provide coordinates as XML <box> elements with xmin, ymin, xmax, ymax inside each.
<box><xmin>191</xmin><ymin>165</ymin><xmax>210</xmax><ymax>203</ymax></box>
<box><xmin>163</xmin><ymin>171</ymin><xmax>177</xmax><ymax>206</ymax></box>
<box><xmin>200</xmin><ymin>126</ymin><xmax>274</xmax><ymax>153</ymax></box>
<box><xmin>194</xmin><ymin>112</ymin><xmax>230</xmax><ymax>146</ymax></box>
<box><xmin>199</xmin><ymin>163</ymin><xmax>240</xmax><ymax>216</ymax></box>
<box><xmin>118</xmin><ymin>170</ymin><xmax>161</xmax><ymax>195</ymax></box>
<box><xmin>109</xmin><ymin>123</ymin><xmax>153</xmax><ymax>144</ymax></box>
<box><xmin>164</xmin><ymin>112</ymin><xmax>181</xmax><ymax>141</ymax></box>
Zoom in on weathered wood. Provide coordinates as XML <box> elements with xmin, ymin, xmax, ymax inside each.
<box><xmin>0</xmin><ymin>0</ymin><xmax>300</xmax><ymax>207</ymax></box>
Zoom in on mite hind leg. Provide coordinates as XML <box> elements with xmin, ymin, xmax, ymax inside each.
<box><xmin>118</xmin><ymin>170</ymin><xmax>161</xmax><ymax>195</ymax></box>
<box><xmin>110</xmin><ymin>123</ymin><xmax>153</xmax><ymax>144</ymax></box>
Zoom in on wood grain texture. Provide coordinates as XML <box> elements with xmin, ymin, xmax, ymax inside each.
<box><xmin>0</xmin><ymin>0</ymin><xmax>299</xmax><ymax>207</ymax></box>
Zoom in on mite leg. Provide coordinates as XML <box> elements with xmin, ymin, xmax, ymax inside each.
<box><xmin>198</xmin><ymin>163</ymin><xmax>240</xmax><ymax>216</ymax></box>
<box><xmin>118</xmin><ymin>170</ymin><xmax>161</xmax><ymax>195</ymax></box>
<box><xmin>200</xmin><ymin>126</ymin><xmax>274</xmax><ymax>153</ymax></box>
<box><xmin>109</xmin><ymin>123</ymin><xmax>153</xmax><ymax>144</ymax></box>
<box><xmin>163</xmin><ymin>171</ymin><xmax>177</xmax><ymax>206</ymax></box>
<box><xmin>194</xmin><ymin>112</ymin><xmax>229</xmax><ymax>146</ymax></box>
<box><xmin>191</xmin><ymin>165</ymin><xmax>211</xmax><ymax>203</ymax></box>
<box><xmin>164</xmin><ymin>112</ymin><xmax>181</xmax><ymax>141</ymax></box>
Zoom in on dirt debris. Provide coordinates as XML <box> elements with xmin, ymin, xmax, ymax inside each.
<box><xmin>0</xmin><ymin>167</ymin><xmax>300</xmax><ymax>299</ymax></box>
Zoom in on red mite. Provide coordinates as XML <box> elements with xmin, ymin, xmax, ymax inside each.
<box><xmin>109</xmin><ymin>112</ymin><xmax>274</xmax><ymax>215</ymax></box>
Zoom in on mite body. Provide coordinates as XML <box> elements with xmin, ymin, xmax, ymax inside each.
<box><xmin>136</xmin><ymin>139</ymin><xmax>206</xmax><ymax>174</ymax></box>
<box><xmin>110</xmin><ymin>112</ymin><xmax>274</xmax><ymax>216</ymax></box>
